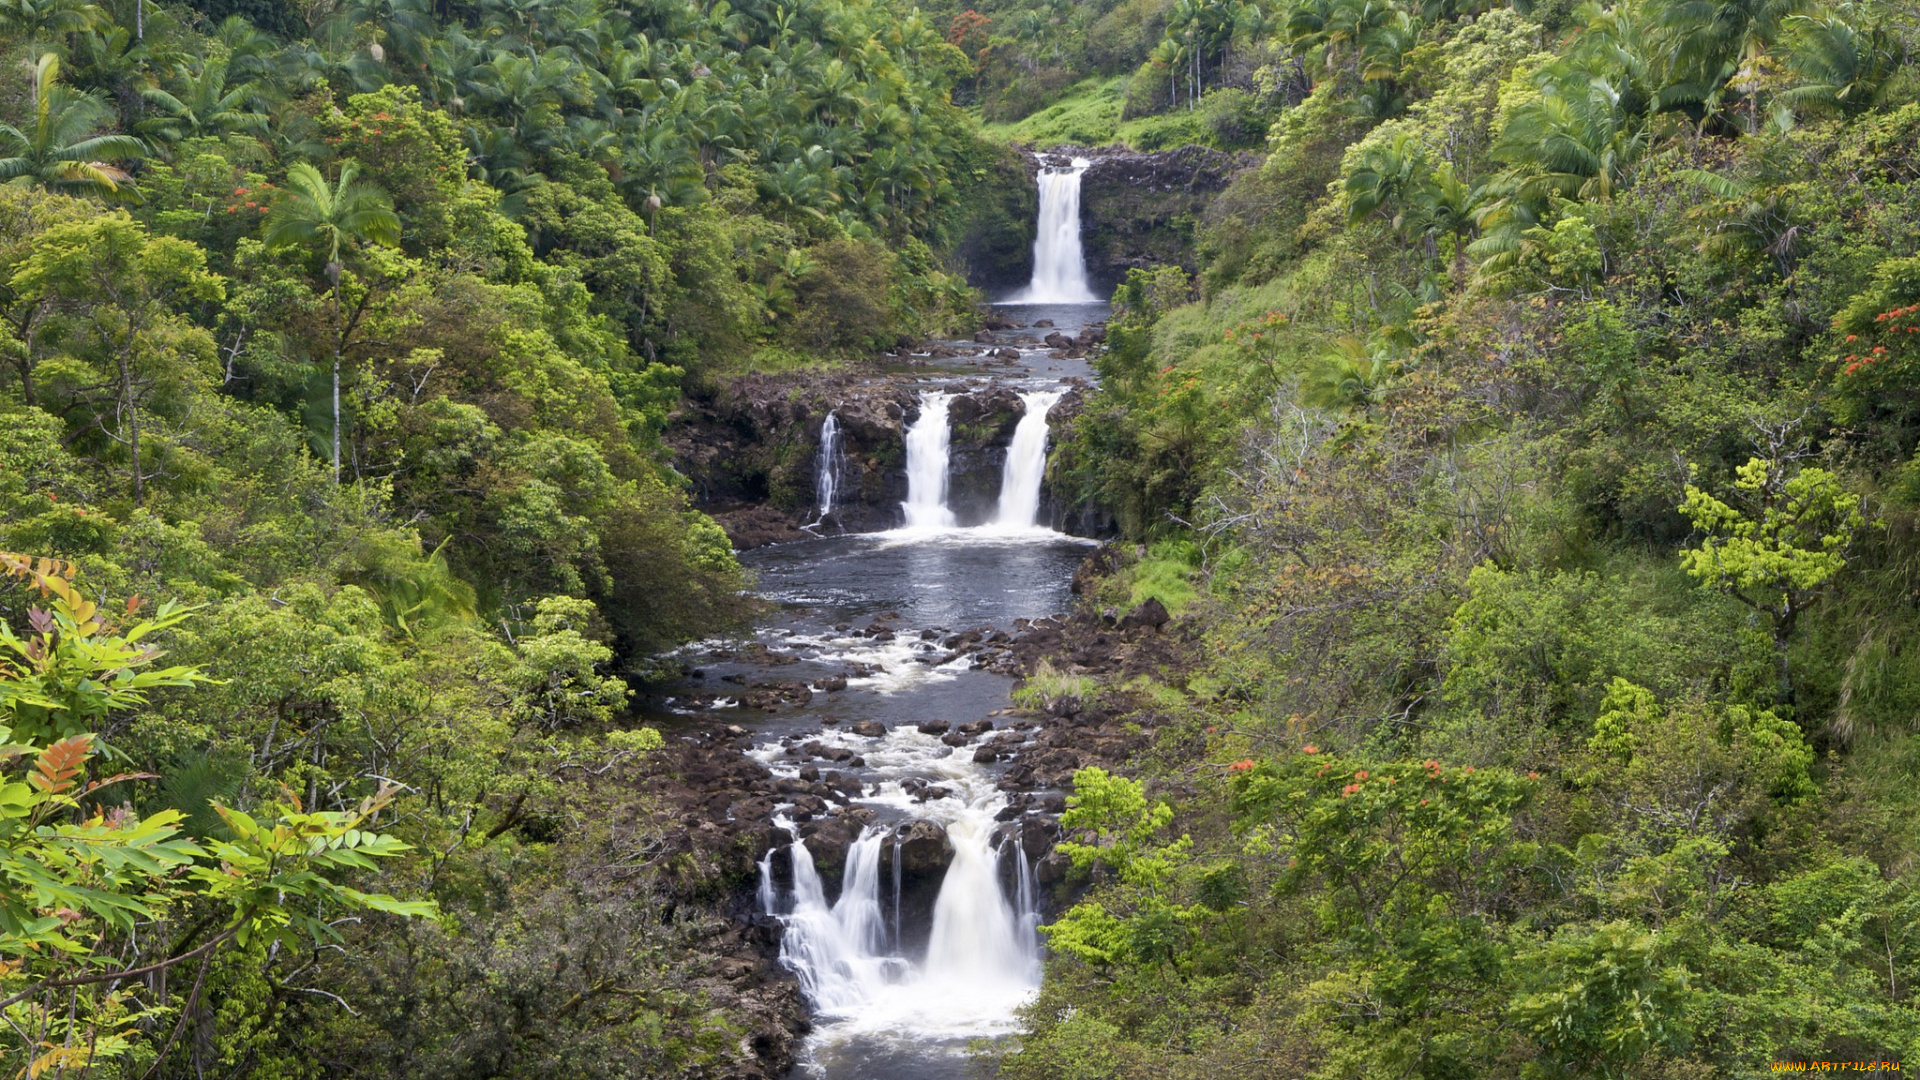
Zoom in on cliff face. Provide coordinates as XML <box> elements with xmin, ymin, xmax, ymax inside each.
<box><xmin>1010</xmin><ymin>144</ymin><xmax>1253</xmax><ymax>290</ymax></box>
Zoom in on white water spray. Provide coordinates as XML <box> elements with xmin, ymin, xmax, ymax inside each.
<box><xmin>1009</xmin><ymin>158</ymin><xmax>1098</xmax><ymax>304</ymax></box>
<box><xmin>809</xmin><ymin>411</ymin><xmax>845</xmax><ymax>529</ymax></box>
<box><xmin>925</xmin><ymin>817</ymin><xmax>1038</xmax><ymax>989</ymax></box>
<box><xmin>900</xmin><ymin>392</ymin><xmax>957</xmax><ymax>529</ymax></box>
<box><xmin>993</xmin><ymin>390</ymin><xmax>1063</xmax><ymax>530</ymax></box>
<box><xmin>754</xmin><ymin>727</ymin><xmax>1045</xmax><ymax>1063</ymax></box>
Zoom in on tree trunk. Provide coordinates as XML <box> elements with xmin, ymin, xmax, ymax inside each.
<box><xmin>120</xmin><ymin>349</ymin><xmax>141</xmax><ymax>504</ymax></box>
<box><xmin>331</xmin><ymin>285</ymin><xmax>342</xmax><ymax>484</ymax></box>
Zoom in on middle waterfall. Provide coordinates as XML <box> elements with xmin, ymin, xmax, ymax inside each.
<box><xmin>993</xmin><ymin>390</ymin><xmax>1064</xmax><ymax>530</ymax></box>
<box><xmin>900</xmin><ymin>391</ymin><xmax>957</xmax><ymax>529</ymax></box>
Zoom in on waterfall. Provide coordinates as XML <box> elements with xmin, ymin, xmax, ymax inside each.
<box><xmin>924</xmin><ymin>817</ymin><xmax>1039</xmax><ymax>988</ymax></box>
<box><xmin>1009</xmin><ymin>158</ymin><xmax>1098</xmax><ymax>304</ymax></box>
<box><xmin>993</xmin><ymin>390</ymin><xmax>1064</xmax><ymax>530</ymax></box>
<box><xmin>900</xmin><ymin>391</ymin><xmax>957</xmax><ymax>529</ymax></box>
<box><xmin>773</xmin><ymin>828</ymin><xmax>906</xmax><ymax>1016</ymax></box>
<box><xmin>809</xmin><ymin>411</ymin><xmax>845</xmax><ymax>530</ymax></box>
<box><xmin>757</xmin><ymin>816</ymin><xmax>1042</xmax><ymax>1032</ymax></box>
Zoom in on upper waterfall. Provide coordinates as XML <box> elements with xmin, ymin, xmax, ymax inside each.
<box><xmin>1008</xmin><ymin>158</ymin><xmax>1099</xmax><ymax>304</ymax></box>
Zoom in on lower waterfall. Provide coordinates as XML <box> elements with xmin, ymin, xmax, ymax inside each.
<box><xmin>756</xmin><ymin>728</ymin><xmax>1044</xmax><ymax>1069</ymax></box>
<box><xmin>993</xmin><ymin>390</ymin><xmax>1064</xmax><ymax>530</ymax></box>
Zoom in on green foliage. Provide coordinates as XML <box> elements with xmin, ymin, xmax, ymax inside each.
<box><xmin>0</xmin><ymin>561</ymin><xmax>432</xmax><ymax>1075</ymax></box>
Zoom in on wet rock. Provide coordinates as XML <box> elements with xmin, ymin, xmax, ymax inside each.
<box><xmin>812</xmin><ymin>675</ymin><xmax>847</xmax><ymax>692</ymax></box>
<box><xmin>940</xmin><ymin>731</ymin><xmax>971</xmax><ymax>747</ymax></box>
<box><xmin>1043</xmin><ymin>331</ymin><xmax>1070</xmax><ymax>349</ymax></box>
<box><xmin>894</xmin><ymin>820</ymin><xmax>953</xmax><ymax>874</ymax></box>
<box><xmin>849</xmin><ymin>720</ymin><xmax>887</xmax><ymax>738</ymax></box>
<box><xmin>916</xmin><ymin>719</ymin><xmax>951</xmax><ymax>735</ymax></box>
<box><xmin>973</xmin><ymin>745</ymin><xmax>1001</xmax><ymax>764</ymax></box>
<box><xmin>1032</xmin><ymin>319</ymin><xmax>1055</xmax><ymax>328</ymax></box>
<box><xmin>958</xmin><ymin>719</ymin><xmax>995</xmax><ymax>735</ymax></box>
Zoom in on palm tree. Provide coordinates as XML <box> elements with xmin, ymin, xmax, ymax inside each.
<box><xmin>0</xmin><ymin>0</ymin><xmax>104</xmax><ymax>53</ymax></box>
<box><xmin>262</xmin><ymin>162</ymin><xmax>401</xmax><ymax>483</ymax></box>
<box><xmin>0</xmin><ymin>54</ymin><xmax>145</xmax><ymax>201</ymax></box>
<box><xmin>1780</xmin><ymin>15</ymin><xmax>1895</xmax><ymax>116</ymax></box>
<box><xmin>1654</xmin><ymin>0</ymin><xmax>1809</xmax><ymax>130</ymax></box>
<box><xmin>137</xmin><ymin>59</ymin><xmax>270</xmax><ymax>151</ymax></box>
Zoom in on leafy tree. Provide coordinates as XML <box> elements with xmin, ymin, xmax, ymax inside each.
<box><xmin>0</xmin><ymin>554</ymin><xmax>433</xmax><ymax>1076</ymax></box>
<box><xmin>11</xmin><ymin>214</ymin><xmax>226</xmax><ymax>503</ymax></box>
<box><xmin>1679</xmin><ymin>456</ymin><xmax>1864</xmax><ymax>703</ymax></box>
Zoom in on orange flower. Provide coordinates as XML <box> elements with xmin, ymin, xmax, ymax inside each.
<box><xmin>1353</xmin><ymin>770</ymin><xmax>1369</xmax><ymax>780</ymax></box>
<box><xmin>1228</xmin><ymin>758</ymin><xmax>1255</xmax><ymax>772</ymax></box>
<box><xmin>1302</xmin><ymin>744</ymin><xmax>1318</xmax><ymax>754</ymax></box>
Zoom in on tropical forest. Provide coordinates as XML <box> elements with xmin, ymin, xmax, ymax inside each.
<box><xmin>0</xmin><ymin>0</ymin><xmax>1915</xmax><ymax>1072</ymax></box>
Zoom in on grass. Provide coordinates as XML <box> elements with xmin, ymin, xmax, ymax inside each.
<box><xmin>977</xmin><ymin>76</ymin><xmax>1218</xmax><ymax>151</ymax></box>
<box><xmin>1012</xmin><ymin>659</ymin><xmax>1101</xmax><ymax>709</ymax></box>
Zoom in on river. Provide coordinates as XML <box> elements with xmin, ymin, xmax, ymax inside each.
<box><xmin>663</xmin><ymin>297</ymin><xmax>1108</xmax><ymax>1080</ymax></box>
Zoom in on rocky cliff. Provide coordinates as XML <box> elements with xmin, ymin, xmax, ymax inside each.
<box><xmin>1021</xmin><ymin>144</ymin><xmax>1254</xmax><ymax>289</ymax></box>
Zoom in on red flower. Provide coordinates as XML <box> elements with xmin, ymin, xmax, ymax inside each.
<box><xmin>1353</xmin><ymin>770</ymin><xmax>1369</xmax><ymax>780</ymax></box>
<box><xmin>1302</xmin><ymin>744</ymin><xmax>1318</xmax><ymax>754</ymax></box>
<box><xmin>1228</xmin><ymin>758</ymin><xmax>1255</xmax><ymax>772</ymax></box>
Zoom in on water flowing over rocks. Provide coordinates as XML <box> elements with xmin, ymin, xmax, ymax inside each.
<box><xmin>638</xmin><ymin>541</ymin><xmax>1193</xmax><ymax>1078</ymax></box>
<box><xmin>1018</xmin><ymin>143</ymin><xmax>1256</xmax><ymax>285</ymax></box>
<box><xmin>669</xmin><ymin>371</ymin><xmax>1095</xmax><ymax>547</ymax></box>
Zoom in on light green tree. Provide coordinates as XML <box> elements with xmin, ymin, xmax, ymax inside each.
<box><xmin>1679</xmin><ymin>455</ymin><xmax>1864</xmax><ymax>703</ymax></box>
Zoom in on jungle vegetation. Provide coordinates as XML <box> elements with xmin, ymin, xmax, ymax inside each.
<box><xmin>1021</xmin><ymin>0</ymin><xmax>1920</xmax><ymax>1073</ymax></box>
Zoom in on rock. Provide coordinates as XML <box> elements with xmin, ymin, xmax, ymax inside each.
<box><xmin>1120</xmin><ymin>597</ymin><xmax>1171</xmax><ymax>632</ymax></box>
<box><xmin>812</xmin><ymin>675</ymin><xmax>848</xmax><ymax>692</ymax></box>
<box><xmin>958</xmin><ymin>719</ymin><xmax>995</xmax><ymax>735</ymax></box>
<box><xmin>1032</xmin><ymin>319</ymin><xmax>1055</xmax><ymax>328</ymax></box>
<box><xmin>1036</xmin><ymin>849</ymin><xmax>1074</xmax><ymax>884</ymax></box>
<box><xmin>940</xmin><ymin>731</ymin><xmax>971</xmax><ymax>747</ymax></box>
<box><xmin>973</xmin><ymin>330</ymin><xmax>996</xmax><ymax>343</ymax></box>
<box><xmin>1043</xmin><ymin>331</ymin><xmax>1070</xmax><ymax>349</ymax></box>
<box><xmin>973</xmin><ymin>745</ymin><xmax>1001</xmax><ymax>763</ymax></box>
<box><xmin>917</xmin><ymin>719</ymin><xmax>952</xmax><ymax>735</ymax></box>
<box><xmin>849</xmin><ymin>720</ymin><xmax>887</xmax><ymax>737</ymax></box>
<box><xmin>894</xmin><ymin>820</ymin><xmax>952</xmax><ymax>874</ymax></box>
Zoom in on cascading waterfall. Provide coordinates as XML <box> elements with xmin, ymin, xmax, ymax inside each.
<box><xmin>993</xmin><ymin>390</ymin><xmax>1064</xmax><ymax>530</ymax></box>
<box><xmin>809</xmin><ymin>411</ymin><xmax>845</xmax><ymax>530</ymax></box>
<box><xmin>771</xmin><ymin>827</ymin><xmax>905</xmax><ymax>1015</ymax></box>
<box><xmin>1009</xmin><ymin>158</ymin><xmax>1098</xmax><ymax>304</ymax></box>
<box><xmin>924</xmin><ymin>817</ymin><xmax>1040</xmax><ymax>989</ymax></box>
<box><xmin>758</xmin><ymin>793</ymin><xmax>1043</xmax><ymax>1045</ymax></box>
<box><xmin>900</xmin><ymin>392</ymin><xmax>957</xmax><ymax>529</ymax></box>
